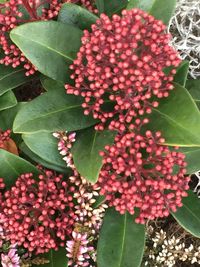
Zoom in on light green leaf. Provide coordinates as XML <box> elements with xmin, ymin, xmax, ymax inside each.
<box><xmin>178</xmin><ymin>147</ymin><xmax>200</xmax><ymax>174</ymax></box>
<box><xmin>10</xmin><ymin>21</ymin><xmax>83</xmax><ymax>83</ymax></box>
<box><xmin>72</xmin><ymin>128</ymin><xmax>116</xmax><ymax>183</ymax></box>
<box><xmin>97</xmin><ymin>208</ymin><xmax>145</xmax><ymax>267</ymax></box>
<box><xmin>96</xmin><ymin>0</ymin><xmax>128</xmax><ymax>16</ymax></box>
<box><xmin>58</xmin><ymin>3</ymin><xmax>98</xmax><ymax>30</ymax></box>
<box><xmin>40</xmin><ymin>76</ymin><xmax>65</xmax><ymax>91</ymax></box>
<box><xmin>0</xmin><ymin>149</ymin><xmax>40</xmax><ymax>188</ymax></box>
<box><xmin>144</xmin><ymin>83</ymin><xmax>200</xmax><ymax>147</ymax></box>
<box><xmin>126</xmin><ymin>0</ymin><xmax>155</xmax><ymax>11</ymax></box>
<box><xmin>174</xmin><ymin>61</ymin><xmax>189</xmax><ymax>86</ymax></box>
<box><xmin>13</xmin><ymin>89</ymin><xmax>97</xmax><ymax>133</ymax></box>
<box><xmin>172</xmin><ymin>191</ymin><xmax>200</xmax><ymax>238</ymax></box>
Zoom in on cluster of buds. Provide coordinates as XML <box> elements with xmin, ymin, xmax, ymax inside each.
<box><xmin>1</xmin><ymin>170</ymin><xmax>77</xmax><ymax>254</ymax></box>
<box><xmin>0</xmin><ymin>0</ymin><xmax>97</xmax><ymax>76</ymax></box>
<box><xmin>53</xmin><ymin>131</ymin><xmax>76</xmax><ymax>168</ymax></box>
<box><xmin>65</xmin><ymin>9</ymin><xmax>181</xmax><ymax>132</ymax></box>
<box><xmin>53</xmin><ymin>131</ymin><xmax>107</xmax><ymax>266</ymax></box>
<box><xmin>98</xmin><ymin>131</ymin><xmax>190</xmax><ymax>224</ymax></box>
<box><xmin>0</xmin><ymin>129</ymin><xmax>11</xmax><ymax>150</ymax></box>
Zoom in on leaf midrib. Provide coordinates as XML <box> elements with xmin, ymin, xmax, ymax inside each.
<box><xmin>0</xmin><ymin>68</ymin><xmax>24</xmax><ymax>82</ymax></box>
<box><xmin>118</xmin><ymin>213</ymin><xmax>127</xmax><ymax>267</ymax></box>
<box><xmin>11</xmin><ymin>32</ymin><xmax>74</xmax><ymax>62</ymax></box>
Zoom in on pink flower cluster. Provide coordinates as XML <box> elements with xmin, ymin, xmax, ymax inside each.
<box><xmin>65</xmin><ymin>9</ymin><xmax>181</xmax><ymax>132</ymax></box>
<box><xmin>98</xmin><ymin>131</ymin><xmax>190</xmax><ymax>224</ymax></box>
<box><xmin>0</xmin><ymin>0</ymin><xmax>96</xmax><ymax>75</ymax></box>
<box><xmin>1</xmin><ymin>170</ymin><xmax>76</xmax><ymax>254</ymax></box>
<box><xmin>66</xmin><ymin>8</ymin><xmax>190</xmax><ymax>223</ymax></box>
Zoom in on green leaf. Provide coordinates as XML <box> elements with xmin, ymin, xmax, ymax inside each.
<box><xmin>10</xmin><ymin>21</ymin><xmax>83</xmax><ymax>83</ymax></box>
<box><xmin>150</xmin><ymin>0</ymin><xmax>176</xmax><ymax>25</ymax></box>
<box><xmin>72</xmin><ymin>128</ymin><xmax>116</xmax><ymax>183</ymax></box>
<box><xmin>186</xmin><ymin>79</ymin><xmax>200</xmax><ymax>109</ymax></box>
<box><xmin>58</xmin><ymin>3</ymin><xmax>98</xmax><ymax>30</ymax></box>
<box><xmin>13</xmin><ymin>89</ymin><xmax>97</xmax><ymax>133</ymax></box>
<box><xmin>97</xmin><ymin>208</ymin><xmax>145</xmax><ymax>267</ymax></box>
<box><xmin>172</xmin><ymin>191</ymin><xmax>200</xmax><ymax>238</ymax></box>
<box><xmin>0</xmin><ymin>91</ymin><xmax>17</xmax><ymax>111</ymax></box>
<box><xmin>40</xmin><ymin>76</ymin><xmax>65</xmax><ymax>91</ymax></box>
<box><xmin>0</xmin><ymin>149</ymin><xmax>40</xmax><ymax>188</ymax></box>
<box><xmin>96</xmin><ymin>0</ymin><xmax>128</xmax><ymax>16</ymax></box>
<box><xmin>32</xmin><ymin>248</ymin><xmax>68</xmax><ymax>267</ymax></box>
<box><xmin>0</xmin><ymin>65</ymin><xmax>33</xmax><ymax>96</ymax></box>
<box><xmin>22</xmin><ymin>132</ymin><xmax>69</xmax><ymax>172</ymax></box>
<box><xmin>20</xmin><ymin>142</ymin><xmax>69</xmax><ymax>174</ymax></box>
<box><xmin>174</xmin><ymin>61</ymin><xmax>189</xmax><ymax>86</ymax></box>
<box><xmin>127</xmin><ymin>0</ymin><xmax>176</xmax><ymax>25</ymax></box>
<box><xmin>144</xmin><ymin>83</ymin><xmax>200</xmax><ymax>147</ymax></box>
<box><xmin>126</xmin><ymin>0</ymin><xmax>155</xmax><ymax>11</ymax></box>
<box><xmin>178</xmin><ymin>147</ymin><xmax>200</xmax><ymax>174</ymax></box>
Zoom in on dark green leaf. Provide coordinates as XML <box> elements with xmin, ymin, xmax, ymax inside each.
<box><xmin>178</xmin><ymin>147</ymin><xmax>200</xmax><ymax>174</ymax></box>
<box><xmin>20</xmin><ymin>142</ymin><xmax>69</xmax><ymax>174</ymax></box>
<box><xmin>58</xmin><ymin>3</ymin><xmax>98</xmax><ymax>30</ymax></box>
<box><xmin>32</xmin><ymin>248</ymin><xmax>68</xmax><ymax>267</ymax></box>
<box><xmin>0</xmin><ymin>91</ymin><xmax>17</xmax><ymax>111</ymax></box>
<box><xmin>144</xmin><ymin>83</ymin><xmax>200</xmax><ymax>146</ymax></box>
<box><xmin>72</xmin><ymin>128</ymin><xmax>116</xmax><ymax>183</ymax></box>
<box><xmin>22</xmin><ymin>132</ymin><xmax>69</xmax><ymax>171</ymax></box>
<box><xmin>150</xmin><ymin>0</ymin><xmax>176</xmax><ymax>25</ymax></box>
<box><xmin>0</xmin><ymin>149</ymin><xmax>40</xmax><ymax>188</ymax></box>
<box><xmin>10</xmin><ymin>21</ymin><xmax>82</xmax><ymax>83</ymax></box>
<box><xmin>40</xmin><ymin>76</ymin><xmax>65</xmax><ymax>91</ymax></box>
<box><xmin>97</xmin><ymin>208</ymin><xmax>145</xmax><ymax>267</ymax></box>
<box><xmin>13</xmin><ymin>89</ymin><xmax>97</xmax><ymax>133</ymax></box>
<box><xmin>172</xmin><ymin>191</ymin><xmax>200</xmax><ymax>238</ymax></box>
<box><xmin>96</xmin><ymin>0</ymin><xmax>128</xmax><ymax>16</ymax></box>
<box><xmin>0</xmin><ymin>65</ymin><xmax>33</xmax><ymax>96</ymax></box>
<box><xmin>174</xmin><ymin>61</ymin><xmax>189</xmax><ymax>86</ymax></box>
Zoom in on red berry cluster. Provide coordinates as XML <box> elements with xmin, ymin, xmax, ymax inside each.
<box><xmin>98</xmin><ymin>131</ymin><xmax>190</xmax><ymax>223</ymax></box>
<box><xmin>0</xmin><ymin>0</ymin><xmax>96</xmax><ymax>76</ymax></box>
<box><xmin>65</xmin><ymin>9</ymin><xmax>181</xmax><ymax>131</ymax></box>
<box><xmin>1</xmin><ymin>170</ymin><xmax>77</xmax><ymax>254</ymax></box>
<box><xmin>0</xmin><ymin>129</ymin><xmax>11</xmax><ymax>149</ymax></box>
<box><xmin>66</xmin><ymin>8</ymin><xmax>190</xmax><ymax>223</ymax></box>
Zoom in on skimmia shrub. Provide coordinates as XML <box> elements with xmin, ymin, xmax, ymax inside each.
<box><xmin>0</xmin><ymin>0</ymin><xmax>200</xmax><ymax>266</ymax></box>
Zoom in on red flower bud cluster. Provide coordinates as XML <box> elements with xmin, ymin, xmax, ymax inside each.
<box><xmin>0</xmin><ymin>129</ymin><xmax>11</xmax><ymax>149</ymax></box>
<box><xmin>65</xmin><ymin>9</ymin><xmax>181</xmax><ymax>131</ymax></box>
<box><xmin>98</xmin><ymin>131</ymin><xmax>190</xmax><ymax>224</ymax></box>
<box><xmin>1</xmin><ymin>170</ymin><xmax>77</xmax><ymax>254</ymax></box>
<box><xmin>0</xmin><ymin>0</ymin><xmax>96</xmax><ymax>76</ymax></box>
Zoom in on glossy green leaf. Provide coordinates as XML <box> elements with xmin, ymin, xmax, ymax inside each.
<box><xmin>97</xmin><ymin>208</ymin><xmax>145</xmax><ymax>267</ymax></box>
<box><xmin>13</xmin><ymin>89</ymin><xmax>97</xmax><ymax>133</ymax></box>
<box><xmin>22</xmin><ymin>132</ymin><xmax>69</xmax><ymax>171</ymax></box>
<box><xmin>126</xmin><ymin>0</ymin><xmax>155</xmax><ymax>11</ymax></box>
<box><xmin>178</xmin><ymin>147</ymin><xmax>200</xmax><ymax>174</ymax></box>
<box><xmin>40</xmin><ymin>76</ymin><xmax>65</xmax><ymax>91</ymax></box>
<box><xmin>186</xmin><ymin>79</ymin><xmax>200</xmax><ymax>109</ymax></box>
<box><xmin>96</xmin><ymin>0</ymin><xmax>128</xmax><ymax>16</ymax></box>
<box><xmin>72</xmin><ymin>128</ymin><xmax>116</xmax><ymax>183</ymax></box>
<box><xmin>174</xmin><ymin>61</ymin><xmax>189</xmax><ymax>86</ymax></box>
<box><xmin>0</xmin><ymin>149</ymin><xmax>40</xmax><ymax>188</ymax></box>
<box><xmin>127</xmin><ymin>0</ymin><xmax>176</xmax><ymax>25</ymax></box>
<box><xmin>32</xmin><ymin>248</ymin><xmax>68</xmax><ymax>267</ymax></box>
<box><xmin>0</xmin><ymin>65</ymin><xmax>33</xmax><ymax>96</ymax></box>
<box><xmin>20</xmin><ymin>142</ymin><xmax>69</xmax><ymax>174</ymax></box>
<box><xmin>0</xmin><ymin>91</ymin><xmax>17</xmax><ymax>111</ymax></box>
<box><xmin>58</xmin><ymin>3</ymin><xmax>98</xmax><ymax>30</ymax></box>
<box><xmin>172</xmin><ymin>191</ymin><xmax>200</xmax><ymax>238</ymax></box>
<box><xmin>10</xmin><ymin>21</ymin><xmax>82</xmax><ymax>83</ymax></box>
<box><xmin>144</xmin><ymin>83</ymin><xmax>200</xmax><ymax>147</ymax></box>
